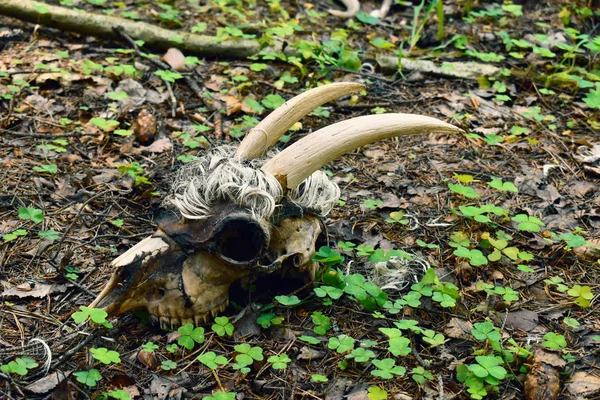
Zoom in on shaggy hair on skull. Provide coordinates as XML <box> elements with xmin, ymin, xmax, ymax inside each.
<box><xmin>168</xmin><ymin>146</ymin><xmax>341</xmax><ymax>220</ymax></box>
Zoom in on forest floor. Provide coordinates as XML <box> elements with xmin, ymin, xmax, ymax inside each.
<box><xmin>0</xmin><ymin>0</ymin><xmax>599</xmax><ymax>399</ymax></box>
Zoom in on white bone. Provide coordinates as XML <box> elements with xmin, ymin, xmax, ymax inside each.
<box><xmin>111</xmin><ymin>235</ymin><xmax>169</xmax><ymax>268</ymax></box>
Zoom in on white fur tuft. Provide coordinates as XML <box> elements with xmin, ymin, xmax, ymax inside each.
<box><xmin>169</xmin><ymin>146</ymin><xmax>283</xmax><ymax>220</ymax></box>
<box><xmin>168</xmin><ymin>145</ymin><xmax>342</xmax><ymax>220</ymax></box>
<box><xmin>288</xmin><ymin>170</ymin><xmax>341</xmax><ymax>216</ymax></box>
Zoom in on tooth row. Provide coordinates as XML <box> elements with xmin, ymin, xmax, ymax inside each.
<box><xmin>151</xmin><ymin>301</ymin><xmax>229</xmax><ymax>330</ymax></box>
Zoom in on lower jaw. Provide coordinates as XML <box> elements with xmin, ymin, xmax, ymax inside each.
<box><xmin>149</xmin><ymin>300</ymin><xmax>229</xmax><ymax>330</ymax></box>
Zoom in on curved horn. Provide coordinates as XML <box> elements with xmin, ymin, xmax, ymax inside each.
<box><xmin>261</xmin><ymin>114</ymin><xmax>463</xmax><ymax>190</ymax></box>
<box><xmin>328</xmin><ymin>0</ymin><xmax>361</xmax><ymax>18</ymax></box>
<box><xmin>234</xmin><ymin>82</ymin><xmax>365</xmax><ymax>160</ymax></box>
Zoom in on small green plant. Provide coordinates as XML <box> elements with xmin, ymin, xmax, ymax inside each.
<box><xmin>386</xmin><ymin>210</ymin><xmax>409</xmax><ymax>224</ymax></box>
<box><xmin>72</xmin><ymin>306</ymin><xmax>112</xmax><ymax>328</ymax></box>
<box><xmin>275</xmin><ymin>295</ymin><xmax>300</xmax><ymax>306</ymax></box>
<box><xmin>73</xmin><ymin>369</ymin><xmax>103</xmax><ymax>387</ymax></box>
<box><xmin>39</xmin><ymin>229</ymin><xmax>59</xmax><ymax>240</ymax></box>
<box><xmin>371</xmin><ymin>358</ymin><xmax>406</xmax><ymax>379</ymax></box>
<box><xmin>3</xmin><ymin>229</ymin><xmax>27</xmax><ymax>242</ymax></box>
<box><xmin>233</xmin><ymin>343</ymin><xmax>263</xmax><ymax>373</ymax></box>
<box><xmin>299</xmin><ymin>335</ymin><xmax>320</xmax><ymax>345</ymax></box>
<box><xmin>363</xmin><ymin>199</ymin><xmax>383</xmax><ymax>210</ymax></box>
<box><xmin>90</xmin><ymin>117</ymin><xmax>119</xmax><ymax>131</ymax></box>
<box><xmin>568</xmin><ymin>285</ymin><xmax>593</xmax><ymax>308</ymax></box>
<box><xmin>368</xmin><ymin>386</ymin><xmax>388</xmax><ymax>400</ymax></box>
<box><xmin>18</xmin><ymin>207</ymin><xmax>44</xmax><ymax>224</ymax></box>
<box><xmin>512</xmin><ymin>214</ymin><xmax>545</xmax><ymax>232</ymax></box>
<box><xmin>256</xmin><ymin>312</ymin><xmax>283</xmax><ymax>328</ymax></box>
<box><xmin>345</xmin><ymin>347</ymin><xmax>376</xmax><ymax>363</ymax></box>
<box><xmin>90</xmin><ymin>348</ymin><xmax>121</xmax><ymax>365</ymax></box>
<box><xmin>1</xmin><ymin>357</ymin><xmax>38</xmax><ymax>376</ymax></box>
<box><xmin>154</xmin><ymin>70</ymin><xmax>183</xmax><ymax>82</ymax></box>
<box><xmin>457</xmin><ymin>355</ymin><xmax>508</xmax><ymax>399</ymax></box>
<box><xmin>177</xmin><ymin>324</ymin><xmax>205</xmax><ymax>350</ymax></box>
<box><xmin>311</xmin><ymin>374</ymin><xmax>328</xmax><ymax>382</ymax></box>
<box><xmin>141</xmin><ymin>342</ymin><xmax>159</xmax><ymax>353</ymax></box>
<box><xmin>312</xmin><ymin>246</ymin><xmax>344</xmax><ymax>266</ymax></box>
<box><xmin>448</xmin><ymin>183</ymin><xmax>480</xmax><ymax>199</ymax></box>
<box><xmin>33</xmin><ymin>164</ymin><xmax>58</xmax><ymax>174</ymax></box>
<box><xmin>379</xmin><ymin>328</ymin><xmax>411</xmax><ymax>356</ymax></box>
<box><xmin>311</xmin><ymin>311</ymin><xmax>331</xmax><ymax>335</ymax></box>
<box><xmin>117</xmin><ymin>162</ymin><xmax>151</xmax><ymax>187</ymax></box>
<box><xmin>211</xmin><ymin>316</ymin><xmax>234</xmax><ymax>337</ymax></box>
<box><xmin>161</xmin><ymin>359</ymin><xmax>177</xmax><ymax>371</ymax></box>
<box><xmin>328</xmin><ymin>335</ymin><xmax>355</xmax><ymax>354</ymax></box>
<box><xmin>197</xmin><ymin>351</ymin><xmax>228</xmax><ymax>369</ymax></box>
<box><xmin>268</xmin><ymin>353</ymin><xmax>291</xmax><ymax>370</ymax></box>
<box><xmin>411</xmin><ymin>366</ymin><xmax>434</xmax><ymax>385</ymax></box>
<box><xmin>314</xmin><ymin>285</ymin><xmax>343</xmax><ymax>300</ymax></box>
<box><xmin>205</xmin><ymin>392</ymin><xmax>236</xmax><ymax>400</ymax></box>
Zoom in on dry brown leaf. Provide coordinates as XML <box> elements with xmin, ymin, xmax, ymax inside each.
<box><xmin>162</xmin><ymin>48</ymin><xmax>185</xmax><ymax>71</ymax></box>
<box><xmin>25</xmin><ymin>371</ymin><xmax>72</xmax><ymax>394</ymax></box>
<box><xmin>567</xmin><ymin>371</ymin><xmax>600</xmax><ymax>397</ymax></box>
<box><xmin>524</xmin><ymin>351</ymin><xmax>561</xmax><ymax>400</ymax></box>
<box><xmin>2</xmin><ymin>282</ymin><xmax>52</xmax><ymax>298</ymax></box>
<box><xmin>444</xmin><ymin>317</ymin><xmax>473</xmax><ymax>340</ymax></box>
<box><xmin>504</xmin><ymin>310</ymin><xmax>539</xmax><ymax>332</ymax></box>
<box><xmin>143</xmin><ymin>137</ymin><xmax>172</xmax><ymax>153</ymax></box>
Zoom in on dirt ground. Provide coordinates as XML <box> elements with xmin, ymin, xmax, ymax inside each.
<box><xmin>0</xmin><ymin>0</ymin><xmax>599</xmax><ymax>399</ymax></box>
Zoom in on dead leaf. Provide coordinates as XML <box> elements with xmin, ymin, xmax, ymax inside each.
<box><xmin>524</xmin><ymin>354</ymin><xmax>560</xmax><ymax>400</ymax></box>
<box><xmin>444</xmin><ymin>317</ymin><xmax>473</xmax><ymax>340</ymax></box>
<box><xmin>567</xmin><ymin>181</ymin><xmax>596</xmax><ymax>198</ymax></box>
<box><xmin>162</xmin><ymin>48</ymin><xmax>185</xmax><ymax>71</ymax></box>
<box><xmin>225</xmin><ymin>95</ymin><xmax>242</xmax><ymax>116</ymax></box>
<box><xmin>143</xmin><ymin>137</ymin><xmax>172</xmax><ymax>153</ymax></box>
<box><xmin>297</xmin><ymin>346</ymin><xmax>326</xmax><ymax>361</ymax></box>
<box><xmin>504</xmin><ymin>310</ymin><xmax>539</xmax><ymax>332</ymax></box>
<box><xmin>137</xmin><ymin>350</ymin><xmax>159</xmax><ymax>370</ymax></box>
<box><xmin>2</xmin><ymin>282</ymin><xmax>52</xmax><ymax>298</ymax></box>
<box><xmin>25</xmin><ymin>370</ymin><xmax>72</xmax><ymax>394</ymax></box>
<box><xmin>567</xmin><ymin>371</ymin><xmax>600</xmax><ymax>397</ymax></box>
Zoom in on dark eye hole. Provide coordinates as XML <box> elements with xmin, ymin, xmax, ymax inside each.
<box><xmin>215</xmin><ymin>218</ymin><xmax>267</xmax><ymax>265</ymax></box>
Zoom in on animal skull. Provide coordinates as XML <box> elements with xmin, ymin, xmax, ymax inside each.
<box><xmin>90</xmin><ymin>83</ymin><xmax>461</xmax><ymax>330</ymax></box>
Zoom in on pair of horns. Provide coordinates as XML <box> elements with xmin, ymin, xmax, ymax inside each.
<box><xmin>235</xmin><ymin>82</ymin><xmax>462</xmax><ymax>190</ymax></box>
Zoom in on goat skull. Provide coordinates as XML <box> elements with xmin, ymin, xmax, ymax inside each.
<box><xmin>90</xmin><ymin>83</ymin><xmax>461</xmax><ymax>329</ymax></box>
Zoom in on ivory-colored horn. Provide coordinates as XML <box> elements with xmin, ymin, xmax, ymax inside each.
<box><xmin>328</xmin><ymin>0</ymin><xmax>361</xmax><ymax>18</ymax></box>
<box><xmin>234</xmin><ymin>82</ymin><xmax>364</xmax><ymax>160</ymax></box>
<box><xmin>261</xmin><ymin>114</ymin><xmax>462</xmax><ymax>190</ymax></box>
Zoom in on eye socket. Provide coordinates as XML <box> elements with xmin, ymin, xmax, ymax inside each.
<box><xmin>214</xmin><ymin>217</ymin><xmax>268</xmax><ymax>265</ymax></box>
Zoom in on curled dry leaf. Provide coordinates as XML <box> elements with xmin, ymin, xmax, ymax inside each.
<box><xmin>524</xmin><ymin>348</ymin><xmax>562</xmax><ymax>400</ymax></box>
<box><xmin>162</xmin><ymin>48</ymin><xmax>185</xmax><ymax>72</ymax></box>
<box><xmin>137</xmin><ymin>350</ymin><xmax>159</xmax><ymax>370</ymax></box>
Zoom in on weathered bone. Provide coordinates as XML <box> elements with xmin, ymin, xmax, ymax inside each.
<box><xmin>235</xmin><ymin>82</ymin><xmax>364</xmax><ymax>160</ymax></box>
<box><xmin>262</xmin><ymin>113</ymin><xmax>463</xmax><ymax>190</ymax></box>
<box><xmin>90</xmin><ymin>83</ymin><xmax>461</xmax><ymax>329</ymax></box>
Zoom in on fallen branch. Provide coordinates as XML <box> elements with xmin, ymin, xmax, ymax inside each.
<box><xmin>0</xmin><ymin>0</ymin><xmax>501</xmax><ymax>81</ymax></box>
<box><xmin>0</xmin><ymin>0</ymin><xmax>274</xmax><ymax>58</ymax></box>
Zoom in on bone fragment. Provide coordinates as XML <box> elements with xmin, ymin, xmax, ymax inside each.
<box><xmin>370</xmin><ymin>0</ymin><xmax>392</xmax><ymax>18</ymax></box>
<box><xmin>111</xmin><ymin>235</ymin><xmax>169</xmax><ymax>267</ymax></box>
<box><xmin>328</xmin><ymin>0</ymin><xmax>361</xmax><ymax>18</ymax></box>
<box><xmin>235</xmin><ymin>82</ymin><xmax>364</xmax><ymax>160</ymax></box>
<box><xmin>262</xmin><ymin>114</ymin><xmax>462</xmax><ymax>189</ymax></box>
